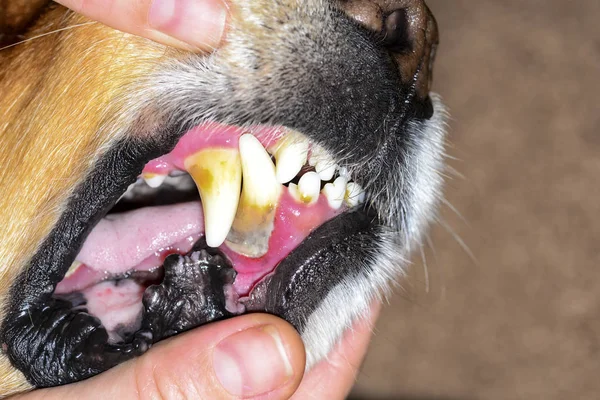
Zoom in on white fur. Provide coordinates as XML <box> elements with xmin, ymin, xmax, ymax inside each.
<box><xmin>300</xmin><ymin>96</ymin><xmax>448</xmax><ymax>367</ymax></box>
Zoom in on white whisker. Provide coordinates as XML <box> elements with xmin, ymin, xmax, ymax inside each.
<box><xmin>436</xmin><ymin>217</ymin><xmax>477</xmax><ymax>265</ymax></box>
<box><xmin>419</xmin><ymin>242</ymin><xmax>430</xmax><ymax>293</ymax></box>
<box><xmin>0</xmin><ymin>21</ymin><xmax>97</xmax><ymax>52</ymax></box>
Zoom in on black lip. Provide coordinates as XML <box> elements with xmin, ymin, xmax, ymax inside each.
<box><xmin>7</xmin><ymin>140</ymin><xmax>153</xmax><ymax>309</ymax></box>
<box><xmin>243</xmin><ymin>206</ymin><xmax>380</xmax><ymax>330</ymax></box>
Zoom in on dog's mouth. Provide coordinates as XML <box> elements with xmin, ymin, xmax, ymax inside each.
<box><xmin>53</xmin><ymin>123</ymin><xmax>368</xmax><ymax>341</ymax></box>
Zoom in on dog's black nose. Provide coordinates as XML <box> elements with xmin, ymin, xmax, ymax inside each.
<box><xmin>341</xmin><ymin>0</ymin><xmax>439</xmax><ymax>99</ymax></box>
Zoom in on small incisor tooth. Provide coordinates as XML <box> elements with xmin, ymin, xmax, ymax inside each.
<box><xmin>274</xmin><ymin>133</ymin><xmax>309</xmax><ymax>184</ymax></box>
<box><xmin>345</xmin><ymin>182</ymin><xmax>366</xmax><ymax>207</ymax></box>
<box><xmin>309</xmin><ymin>146</ymin><xmax>336</xmax><ymax>181</ymax></box>
<box><xmin>296</xmin><ymin>171</ymin><xmax>321</xmax><ymax>205</ymax></box>
<box><xmin>322</xmin><ymin>176</ymin><xmax>348</xmax><ymax>209</ymax></box>
<box><xmin>315</xmin><ymin>160</ymin><xmax>336</xmax><ymax>181</ymax></box>
<box><xmin>142</xmin><ymin>173</ymin><xmax>167</xmax><ymax>188</ymax></box>
<box><xmin>308</xmin><ymin>145</ymin><xmax>326</xmax><ymax>166</ymax></box>
<box><xmin>184</xmin><ymin>148</ymin><xmax>242</xmax><ymax>248</ymax></box>
<box><xmin>226</xmin><ymin>134</ymin><xmax>281</xmax><ymax>258</ymax></box>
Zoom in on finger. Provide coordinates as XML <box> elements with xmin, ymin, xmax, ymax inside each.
<box><xmin>54</xmin><ymin>0</ymin><xmax>229</xmax><ymax>52</ymax></box>
<box><xmin>292</xmin><ymin>302</ymin><xmax>382</xmax><ymax>399</ymax></box>
<box><xmin>18</xmin><ymin>313</ymin><xmax>305</xmax><ymax>399</ymax></box>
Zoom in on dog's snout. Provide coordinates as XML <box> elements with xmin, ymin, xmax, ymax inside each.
<box><xmin>342</xmin><ymin>0</ymin><xmax>439</xmax><ymax>99</ymax></box>
<box><xmin>342</xmin><ymin>0</ymin><xmax>385</xmax><ymax>32</ymax></box>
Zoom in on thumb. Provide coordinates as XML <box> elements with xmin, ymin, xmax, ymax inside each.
<box><xmin>19</xmin><ymin>314</ymin><xmax>305</xmax><ymax>399</ymax></box>
<box><xmin>55</xmin><ymin>0</ymin><xmax>229</xmax><ymax>52</ymax></box>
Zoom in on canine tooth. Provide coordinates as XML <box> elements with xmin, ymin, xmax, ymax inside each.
<box><xmin>274</xmin><ymin>134</ymin><xmax>309</xmax><ymax>183</ymax></box>
<box><xmin>296</xmin><ymin>171</ymin><xmax>321</xmax><ymax>205</ymax></box>
<box><xmin>142</xmin><ymin>173</ymin><xmax>167</xmax><ymax>188</ymax></box>
<box><xmin>345</xmin><ymin>182</ymin><xmax>366</xmax><ymax>207</ymax></box>
<box><xmin>322</xmin><ymin>176</ymin><xmax>348</xmax><ymax>209</ymax></box>
<box><xmin>184</xmin><ymin>148</ymin><xmax>242</xmax><ymax>248</ymax></box>
<box><xmin>226</xmin><ymin>134</ymin><xmax>281</xmax><ymax>258</ymax></box>
<box><xmin>65</xmin><ymin>261</ymin><xmax>83</xmax><ymax>278</ymax></box>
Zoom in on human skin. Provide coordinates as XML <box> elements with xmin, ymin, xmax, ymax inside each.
<box><xmin>54</xmin><ymin>0</ymin><xmax>229</xmax><ymax>51</ymax></box>
<box><xmin>14</xmin><ymin>307</ymin><xmax>380</xmax><ymax>399</ymax></box>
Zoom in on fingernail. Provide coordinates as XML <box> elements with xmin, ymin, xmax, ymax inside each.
<box><xmin>149</xmin><ymin>0</ymin><xmax>227</xmax><ymax>51</ymax></box>
<box><xmin>213</xmin><ymin>325</ymin><xmax>294</xmax><ymax>397</ymax></box>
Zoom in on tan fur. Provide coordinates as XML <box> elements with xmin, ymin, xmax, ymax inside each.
<box><xmin>0</xmin><ymin>7</ymin><xmax>172</xmax><ymax>394</ymax></box>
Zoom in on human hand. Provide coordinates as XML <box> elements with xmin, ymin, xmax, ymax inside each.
<box><xmin>14</xmin><ymin>306</ymin><xmax>379</xmax><ymax>399</ymax></box>
<box><xmin>293</xmin><ymin>302</ymin><xmax>381</xmax><ymax>399</ymax></box>
<box><xmin>54</xmin><ymin>0</ymin><xmax>229</xmax><ymax>52</ymax></box>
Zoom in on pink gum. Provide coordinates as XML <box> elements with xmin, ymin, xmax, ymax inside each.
<box><xmin>142</xmin><ymin>122</ymin><xmax>286</xmax><ymax>175</ymax></box>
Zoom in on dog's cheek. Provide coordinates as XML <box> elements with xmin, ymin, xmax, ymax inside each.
<box><xmin>0</xmin><ymin>8</ymin><xmax>171</xmax><ymax>302</ymax></box>
<box><xmin>0</xmin><ymin>10</ymin><xmax>177</xmax><ymax>393</ymax></box>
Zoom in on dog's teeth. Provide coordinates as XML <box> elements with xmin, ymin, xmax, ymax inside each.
<box><xmin>65</xmin><ymin>261</ymin><xmax>83</xmax><ymax>278</ymax></box>
<box><xmin>142</xmin><ymin>173</ymin><xmax>167</xmax><ymax>188</ymax></box>
<box><xmin>322</xmin><ymin>176</ymin><xmax>348</xmax><ymax>209</ymax></box>
<box><xmin>184</xmin><ymin>148</ymin><xmax>242</xmax><ymax>248</ymax></box>
<box><xmin>226</xmin><ymin>134</ymin><xmax>281</xmax><ymax>258</ymax></box>
<box><xmin>297</xmin><ymin>171</ymin><xmax>321</xmax><ymax>205</ymax></box>
<box><xmin>288</xmin><ymin>172</ymin><xmax>320</xmax><ymax>205</ymax></box>
<box><xmin>237</xmin><ymin>134</ymin><xmax>280</xmax><ymax>206</ymax></box>
<box><xmin>345</xmin><ymin>182</ymin><xmax>366</xmax><ymax>207</ymax></box>
<box><xmin>315</xmin><ymin>161</ymin><xmax>337</xmax><ymax>181</ymax></box>
<box><xmin>308</xmin><ymin>145</ymin><xmax>337</xmax><ymax>181</ymax></box>
<box><xmin>273</xmin><ymin>134</ymin><xmax>309</xmax><ymax>184</ymax></box>
<box><xmin>288</xmin><ymin>183</ymin><xmax>302</xmax><ymax>203</ymax></box>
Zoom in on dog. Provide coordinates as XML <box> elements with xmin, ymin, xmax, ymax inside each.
<box><xmin>0</xmin><ymin>0</ymin><xmax>445</xmax><ymax>396</ymax></box>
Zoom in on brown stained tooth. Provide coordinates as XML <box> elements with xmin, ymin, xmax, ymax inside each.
<box><xmin>184</xmin><ymin>148</ymin><xmax>242</xmax><ymax>248</ymax></box>
<box><xmin>142</xmin><ymin>172</ymin><xmax>167</xmax><ymax>188</ymax></box>
<box><xmin>226</xmin><ymin>134</ymin><xmax>281</xmax><ymax>258</ymax></box>
<box><xmin>288</xmin><ymin>171</ymin><xmax>321</xmax><ymax>205</ymax></box>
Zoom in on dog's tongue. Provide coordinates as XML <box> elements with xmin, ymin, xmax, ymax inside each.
<box><xmin>57</xmin><ymin>191</ymin><xmax>338</xmax><ymax>296</ymax></box>
<box><xmin>77</xmin><ymin>202</ymin><xmax>204</xmax><ymax>274</ymax></box>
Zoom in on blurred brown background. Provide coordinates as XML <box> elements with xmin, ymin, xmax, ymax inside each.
<box><xmin>352</xmin><ymin>1</ymin><xmax>600</xmax><ymax>399</ymax></box>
